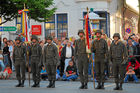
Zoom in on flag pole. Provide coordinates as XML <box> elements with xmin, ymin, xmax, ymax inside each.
<box><xmin>24</xmin><ymin>3</ymin><xmax>30</xmax><ymax>87</ymax></box>
<box><xmin>86</xmin><ymin>7</ymin><xmax>95</xmax><ymax>88</ymax></box>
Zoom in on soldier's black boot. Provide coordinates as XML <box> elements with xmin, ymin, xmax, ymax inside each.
<box><xmin>95</xmin><ymin>82</ymin><xmax>101</xmax><ymax>89</ymax></box>
<box><xmin>47</xmin><ymin>81</ymin><xmax>52</xmax><ymax>88</ymax></box>
<box><xmin>101</xmin><ymin>83</ymin><xmax>105</xmax><ymax>89</ymax></box>
<box><xmin>51</xmin><ymin>81</ymin><xmax>55</xmax><ymax>88</ymax></box>
<box><xmin>36</xmin><ymin>82</ymin><xmax>40</xmax><ymax>87</ymax></box>
<box><xmin>119</xmin><ymin>83</ymin><xmax>123</xmax><ymax>90</ymax></box>
<box><xmin>32</xmin><ymin>82</ymin><xmax>37</xmax><ymax>87</ymax></box>
<box><xmin>84</xmin><ymin>83</ymin><xmax>88</xmax><ymax>89</ymax></box>
<box><xmin>15</xmin><ymin>80</ymin><xmax>21</xmax><ymax>87</ymax></box>
<box><xmin>114</xmin><ymin>83</ymin><xmax>119</xmax><ymax>90</ymax></box>
<box><xmin>20</xmin><ymin>80</ymin><xmax>25</xmax><ymax>87</ymax></box>
<box><xmin>79</xmin><ymin>83</ymin><xmax>84</xmax><ymax>89</ymax></box>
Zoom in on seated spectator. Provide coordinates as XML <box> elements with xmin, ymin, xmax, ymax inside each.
<box><xmin>0</xmin><ymin>65</ymin><xmax>12</xmax><ymax>79</ymax></box>
<box><xmin>124</xmin><ymin>66</ymin><xmax>138</xmax><ymax>83</ymax></box>
<box><xmin>40</xmin><ymin>66</ymin><xmax>48</xmax><ymax>80</ymax></box>
<box><xmin>56</xmin><ymin>69</ymin><xmax>60</xmax><ymax>80</ymax></box>
<box><xmin>0</xmin><ymin>60</ymin><xmax>5</xmax><ymax>72</ymax></box>
<box><xmin>126</xmin><ymin>58</ymin><xmax>140</xmax><ymax>76</ymax></box>
<box><xmin>62</xmin><ymin>60</ymin><xmax>78</xmax><ymax>81</ymax></box>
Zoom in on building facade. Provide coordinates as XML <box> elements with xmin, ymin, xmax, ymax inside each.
<box><xmin>0</xmin><ymin>0</ymin><xmax>139</xmax><ymax>40</ymax></box>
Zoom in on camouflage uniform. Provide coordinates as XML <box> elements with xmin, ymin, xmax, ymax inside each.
<box><xmin>91</xmin><ymin>30</ymin><xmax>108</xmax><ymax>89</ymax></box>
<box><xmin>75</xmin><ymin>30</ymin><xmax>89</xmax><ymax>89</ymax></box>
<box><xmin>110</xmin><ymin>33</ymin><xmax>128</xmax><ymax>90</ymax></box>
<box><xmin>30</xmin><ymin>35</ymin><xmax>42</xmax><ymax>87</ymax></box>
<box><xmin>43</xmin><ymin>36</ymin><xmax>59</xmax><ymax>88</ymax></box>
<box><xmin>13</xmin><ymin>37</ymin><xmax>26</xmax><ymax>87</ymax></box>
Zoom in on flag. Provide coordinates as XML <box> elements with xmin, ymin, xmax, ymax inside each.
<box><xmin>21</xmin><ymin>9</ymin><xmax>30</xmax><ymax>42</ymax></box>
<box><xmin>84</xmin><ymin>14</ymin><xmax>91</xmax><ymax>53</ymax></box>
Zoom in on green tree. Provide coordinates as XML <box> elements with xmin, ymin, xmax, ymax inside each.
<box><xmin>0</xmin><ymin>0</ymin><xmax>56</xmax><ymax>25</ymax></box>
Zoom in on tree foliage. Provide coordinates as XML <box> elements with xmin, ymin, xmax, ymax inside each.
<box><xmin>0</xmin><ymin>0</ymin><xmax>56</xmax><ymax>25</ymax></box>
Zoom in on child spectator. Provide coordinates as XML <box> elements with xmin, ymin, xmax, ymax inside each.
<box><xmin>56</xmin><ymin>69</ymin><xmax>60</xmax><ymax>80</ymax></box>
<box><xmin>0</xmin><ymin>65</ymin><xmax>12</xmax><ymax>79</ymax></box>
<box><xmin>124</xmin><ymin>66</ymin><xmax>139</xmax><ymax>83</ymax></box>
<box><xmin>62</xmin><ymin>60</ymin><xmax>78</xmax><ymax>81</ymax></box>
<box><xmin>40</xmin><ymin>66</ymin><xmax>48</xmax><ymax>80</ymax></box>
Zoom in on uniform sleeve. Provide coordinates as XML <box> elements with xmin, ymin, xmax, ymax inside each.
<box><xmin>43</xmin><ymin>46</ymin><xmax>46</xmax><ymax>64</ymax></box>
<box><xmin>74</xmin><ymin>40</ymin><xmax>78</xmax><ymax>58</ymax></box>
<box><xmin>13</xmin><ymin>46</ymin><xmax>15</xmax><ymax>63</ymax></box>
<box><xmin>109</xmin><ymin>44</ymin><xmax>113</xmax><ymax>62</ymax></box>
<box><xmin>104</xmin><ymin>40</ymin><xmax>109</xmax><ymax>60</ymax></box>
<box><xmin>91</xmin><ymin>40</ymin><xmax>96</xmax><ymax>53</ymax></box>
<box><xmin>54</xmin><ymin>45</ymin><xmax>60</xmax><ymax>66</ymax></box>
<box><xmin>123</xmin><ymin>43</ymin><xmax>128</xmax><ymax>62</ymax></box>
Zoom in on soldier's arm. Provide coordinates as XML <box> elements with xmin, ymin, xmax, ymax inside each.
<box><xmin>109</xmin><ymin>44</ymin><xmax>112</xmax><ymax>62</ymax></box>
<box><xmin>74</xmin><ymin>40</ymin><xmax>78</xmax><ymax>58</ymax></box>
<box><xmin>91</xmin><ymin>40</ymin><xmax>96</xmax><ymax>53</ymax></box>
<box><xmin>54</xmin><ymin>45</ymin><xmax>60</xmax><ymax>66</ymax></box>
<box><xmin>43</xmin><ymin>46</ymin><xmax>46</xmax><ymax>63</ymax></box>
<box><xmin>123</xmin><ymin>43</ymin><xmax>128</xmax><ymax>62</ymax></box>
<box><xmin>13</xmin><ymin>46</ymin><xmax>15</xmax><ymax>63</ymax></box>
<box><xmin>104</xmin><ymin>40</ymin><xmax>109</xmax><ymax>60</ymax></box>
<box><xmin>39</xmin><ymin>45</ymin><xmax>43</xmax><ymax>66</ymax></box>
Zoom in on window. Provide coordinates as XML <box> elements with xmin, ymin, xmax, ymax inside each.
<box><xmin>45</xmin><ymin>15</ymin><xmax>55</xmax><ymax>37</ymax></box>
<box><xmin>45</xmin><ymin>13</ymin><xmax>68</xmax><ymax>39</ymax></box>
<box><xmin>16</xmin><ymin>16</ymin><xmax>22</xmax><ymax>33</ymax></box>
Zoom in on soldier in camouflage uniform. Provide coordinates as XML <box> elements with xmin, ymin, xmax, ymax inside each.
<box><xmin>30</xmin><ymin>35</ymin><xmax>42</xmax><ymax>87</ymax></box>
<box><xmin>91</xmin><ymin>30</ymin><xmax>108</xmax><ymax>89</ymax></box>
<box><xmin>75</xmin><ymin>30</ymin><xmax>89</xmax><ymax>89</ymax></box>
<box><xmin>13</xmin><ymin>37</ymin><xmax>26</xmax><ymax>87</ymax></box>
<box><xmin>43</xmin><ymin>36</ymin><xmax>59</xmax><ymax>88</ymax></box>
<box><xmin>110</xmin><ymin>33</ymin><xmax>128</xmax><ymax>90</ymax></box>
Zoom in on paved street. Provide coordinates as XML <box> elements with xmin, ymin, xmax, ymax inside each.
<box><xmin>0</xmin><ymin>80</ymin><xmax>139</xmax><ymax>93</ymax></box>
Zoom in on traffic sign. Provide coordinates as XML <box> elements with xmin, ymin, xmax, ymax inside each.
<box><xmin>0</xmin><ymin>26</ymin><xmax>17</xmax><ymax>31</ymax></box>
<box><xmin>125</xmin><ymin>28</ymin><xmax>131</xmax><ymax>33</ymax></box>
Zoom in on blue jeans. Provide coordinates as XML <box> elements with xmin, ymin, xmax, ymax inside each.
<box><xmin>63</xmin><ymin>74</ymin><xmax>78</xmax><ymax>81</ymax></box>
<box><xmin>3</xmin><ymin>54</ymin><xmax>9</xmax><ymax>66</ymax></box>
<box><xmin>0</xmin><ymin>60</ymin><xmax>5</xmax><ymax>71</ymax></box>
<box><xmin>124</xmin><ymin>74</ymin><xmax>139</xmax><ymax>82</ymax></box>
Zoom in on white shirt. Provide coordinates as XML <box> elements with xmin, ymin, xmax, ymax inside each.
<box><xmin>66</xmin><ymin>46</ymin><xmax>72</xmax><ymax>58</ymax></box>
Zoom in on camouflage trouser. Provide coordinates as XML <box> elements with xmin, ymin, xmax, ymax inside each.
<box><xmin>113</xmin><ymin>61</ymin><xmax>125</xmax><ymax>84</ymax></box>
<box><xmin>45</xmin><ymin>64</ymin><xmax>56</xmax><ymax>81</ymax></box>
<box><xmin>15</xmin><ymin>60</ymin><xmax>26</xmax><ymax>81</ymax></box>
<box><xmin>31</xmin><ymin>61</ymin><xmax>41</xmax><ymax>83</ymax></box>
<box><xmin>95</xmin><ymin>60</ymin><xmax>105</xmax><ymax>83</ymax></box>
<box><xmin>77</xmin><ymin>54</ymin><xmax>89</xmax><ymax>83</ymax></box>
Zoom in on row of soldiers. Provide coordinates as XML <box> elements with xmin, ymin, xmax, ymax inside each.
<box><xmin>13</xmin><ymin>29</ymin><xmax>127</xmax><ymax>90</ymax></box>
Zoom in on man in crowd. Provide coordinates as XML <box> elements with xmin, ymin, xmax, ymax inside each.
<box><xmin>91</xmin><ymin>30</ymin><xmax>108</xmax><ymax>89</ymax></box>
<box><xmin>110</xmin><ymin>33</ymin><xmax>128</xmax><ymax>90</ymax></box>
<box><xmin>62</xmin><ymin>60</ymin><xmax>78</xmax><ymax>81</ymax></box>
<box><xmin>30</xmin><ymin>35</ymin><xmax>42</xmax><ymax>87</ymax></box>
<box><xmin>61</xmin><ymin>41</ymin><xmax>74</xmax><ymax>72</ymax></box>
<box><xmin>43</xmin><ymin>36</ymin><xmax>59</xmax><ymax>88</ymax></box>
<box><xmin>75</xmin><ymin>30</ymin><xmax>89</xmax><ymax>89</ymax></box>
<box><xmin>13</xmin><ymin>37</ymin><xmax>26</xmax><ymax>87</ymax></box>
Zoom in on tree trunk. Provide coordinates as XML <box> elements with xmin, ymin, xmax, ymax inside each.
<box><xmin>138</xmin><ymin>0</ymin><xmax>140</xmax><ymax>34</ymax></box>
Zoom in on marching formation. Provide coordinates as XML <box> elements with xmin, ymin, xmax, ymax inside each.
<box><xmin>10</xmin><ymin>29</ymin><xmax>132</xmax><ymax>91</ymax></box>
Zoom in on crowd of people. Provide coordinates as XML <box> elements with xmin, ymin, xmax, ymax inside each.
<box><xmin>0</xmin><ymin>30</ymin><xmax>140</xmax><ymax>90</ymax></box>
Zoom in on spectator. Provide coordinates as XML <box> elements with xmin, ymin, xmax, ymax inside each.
<box><xmin>126</xmin><ymin>58</ymin><xmax>140</xmax><ymax>77</ymax></box>
<box><xmin>2</xmin><ymin>42</ymin><xmax>10</xmax><ymax>67</ymax></box>
<box><xmin>61</xmin><ymin>41</ymin><xmax>74</xmax><ymax>72</ymax></box>
<box><xmin>136</xmin><ymin>39</ymin><xmax>140</xmax><ymax>62</ymax></box>
<box><xmin>1</xmin><ymin>37</ymin><xmax>7</xmax><ymax>50</ymax></box>
<box><xmin>124</xmin><ymin>66</ymin><xmax>138</xmax><ymax>83</ymax></box>
<box><xmin>127</xmin><ymin>39</ymin><xmax>137</xmax><ymax>62</ymax></box>
<box><xmin>0</xmin><ymin>65</ymin><xmax>12</xmax><ymax>79</ymax></box>
<box><xmin>40</xmin><ymin>66</ymin><xmax>47</xmax><ymax>80</ymax></box>
<box><xmin>0</xmin><ymin>60</ymin><xmax>5</xmax><ymax>72</ymax></box>
<box><xmin>62</xmin><ymin>60</ymin><xmax>78</xmax><ymax>81</ymax></box>
<box><xmin>56</xmin><ymin>69</ymin><xmax>60</xmax><ymax>80</ymax></box>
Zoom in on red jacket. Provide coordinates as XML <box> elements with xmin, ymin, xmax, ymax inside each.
<box><xmin>126</xmin><ymin>60</ymin><xmax>140</xmax><ymax>71</ymax></box>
